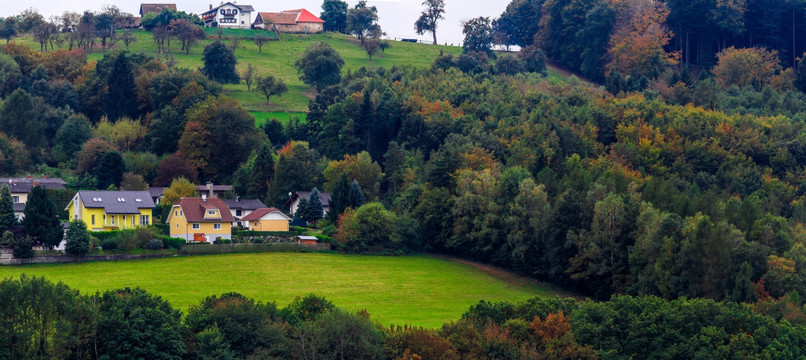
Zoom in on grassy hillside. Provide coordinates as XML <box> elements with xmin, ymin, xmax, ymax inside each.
<box><xmin>15</xmin><ymin>30</ymin><xmax>461</xmax><ymax>124</ymax></box>
<box><xmin>0</xmin><ymin>253</ymin><xmax>553</xmax><ymax>327</ymax></box>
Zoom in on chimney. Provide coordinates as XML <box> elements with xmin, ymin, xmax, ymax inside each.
<box><xmin>206</xmin><ymin>181</ymin><xmax>215</xmax><ymax>199</ymax></box>
<box><xmin>209</xmin><ymin>4</ymin><xmax>213</xmax><ymax>10</ymax></box>
<box><xmin>236</xmin><ymin>196</ymin><xmax>240</xmax><ymax>202</ymax></box>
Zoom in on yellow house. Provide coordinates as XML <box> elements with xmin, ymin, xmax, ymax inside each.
<box><xmin>239</xmin><ymin>207</ymin><xmax>291</xmax><ymax>231</ymax></box>
<box><xmin>66</xmin><ymin>191</ymin><xmax>155</xmax><ymax>231</ymax></box>
<box><xmin>167</xmin><ymin>197</ymin><xmax>233</xmax><ymax>242</ymax></box>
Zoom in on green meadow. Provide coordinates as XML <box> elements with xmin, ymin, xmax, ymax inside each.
<box><xmin>0</xmin><ymin>253</ymin><xmax>555</xmax><ymax>328</ymax></box>
<box><xmin>14</xmin><ymin>30</ymin><xmax>462</xmax><ymax>121</ymax></box>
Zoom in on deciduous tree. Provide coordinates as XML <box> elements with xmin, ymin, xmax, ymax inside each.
<box><xmin>255</xmin><ymin>75</ymin><xmax>288</xmax><ymax>105</ymax></box>
<box><xmin>295</xmin><ymin>42</ymin><xmax>344</xmax><ymax>90</ymax></box>
<box><xmin>201</xmin><ymin>40</ymin><xmax>239</xmax><ymax>84</ymax></box>
<box><xmin>415</xmin><ymin>0</ymin><xmax>445</xmax><ymax>45</ymax></box>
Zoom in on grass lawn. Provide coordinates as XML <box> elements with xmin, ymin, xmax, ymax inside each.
<box><xmin>0</xmin><ymin>253</ymin><xmax>552</xmax><ymax>328</ymax></box>
<box><xmin>13</xmin><ymin>30</ymin><xmax>462</xmax><ymax>115</ymax></box>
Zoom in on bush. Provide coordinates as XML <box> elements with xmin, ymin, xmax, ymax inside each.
<box><xmin>162</xmin><ymin>237</ymin><xmax>185</xmax><ymax>250</ymax></box>
<box><xmin>146</xmin><ymin>239</ymin><xmax>163</xmax><ymax>250</ymax></box>
<box><xmin>151</xmin><ymin>223</ymin><xmax>169</xmax><ymax>235</ymax></box>
<box><xmin>101</xmin><ymin>240</ymin><xmax>118</xmax><ymax>250</ymax></box>
<box><xmin>213</xmin><ymin>238</ymin><xmax>232</xmax><ymax>244</ymax></box>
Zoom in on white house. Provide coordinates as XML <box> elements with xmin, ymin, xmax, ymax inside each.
<box><xmin>201</xmin><ymin>2</ymin><xmax>254</xmax><ymax>29</ymax></box>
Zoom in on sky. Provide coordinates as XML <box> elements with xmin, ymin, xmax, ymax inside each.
<box><xmin>2</xmin><ymin>0</ymin><xmax>512</xmax><ymax>46</ymax></box>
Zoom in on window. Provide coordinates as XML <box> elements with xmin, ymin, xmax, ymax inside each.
<box><xmin>111</xmin><ymin>216</ymin><xmax>115</xmax><ymax>225</ymax></box>
<box><xmin>135</xmin><ymin>198</ymin><xmax>142</xmax><ymax>203</ymax></box>
<box><xmin>220</xmin><ymin>9</ymin><xmax>225</xmax><ymax>14</ymax></box>
<box><xmin>91</xmin><ymin>215</ymin><xmax>95</xmax><ymax>225</ymax></box>
<box><xmin>140</xmin><ymin>215</ymin><xmax>150</xmax><ymax>226</ymax></box>
<box><xmin>116</xmin><ymin>197</ymin><xmax>125</xmax><ymax>202</ymax></box>
<box><xmin>236</xmin><ymin>210</ymin><xmax>242</xmax><ymax>216</ymax></box>
<box><xmin>93</xmin><ymin>197</ymin><xmax>102</xmax><ymax>202</ymax></box>
<box><xmin>132</xmin><ymin>216</ymin><xmax>136</xmax><ymax>227</ymax></box>
<box><xmin>214</xmin><ymin>223</ymin><xmax>221</xmax><ymax>230</ymax></box>
<box><xmin>176</xmin><ymin>223</ymin><xmax>179</xmax><ymax>228</ymax></box>
<box><xmin>12</xmin><ymin>196</ymin><xmax>18</xmax><ymax>202</ymax></box>
<box><xmin>233</xmin><ymin>9</ymin><xmax>238</xmax><ymax>15</ymax></box>
<box><xmin>207</xmin><ymin>210</ymin><xmax>216</xmax><ymax>215</ymax></box>
<box><xmin>175</xmin><ymin>211</ymin><xmax>178</xmax><ymax>217</ymax></box>
<box><xmin>192</xmin><ymin>223</ymin><xmax>200</xmax><ymax>230</ymax></box>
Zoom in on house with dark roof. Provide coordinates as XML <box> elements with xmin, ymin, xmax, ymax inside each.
<box><xmin>284</xmin><ymin>191</ymin><xmax>331</xmax><ymax>217</ymax></box>
<box><xmin>139</xmin><ymin>3</ymin><xmax>177</xmax><ymax>17</ymax></box>
<box><xmin>201</xmin><ymin>2</ymin><xmax>254</xmax><ymax>29</ymax></box>
<box><xmin>239</xmin><ymin>207</ymin><xmax>291</xmax><ymax>231</ymax></box>
<box><xmin>223</xmin><ymin>197</ymin><xmax>266</xmax><ymax>227</ymax></box>
<box><xmin>65</xmin><ymin>191</ymin><xmax>155</xmax><ymax>231</ymax></box>
<box><xmin>167</xmin><ymin>197</ymin><xmax>233</xmax><ymax>242</ymax></box>
<box><xmin>253</xmin><ymin>9</ymin><xmax>324</xmax><ymax>33</ymax></box>
<box><xmin>148</xmin><ymin>182</ymin><xmax>232</xmax><ymax>205</ymax></box>
<box><xmin>0</xmin><ymin>176</ymin><xmax>67</xmax><ymax>221</ymax></box>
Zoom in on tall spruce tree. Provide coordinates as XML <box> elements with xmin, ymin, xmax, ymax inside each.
<box><xmin>328</xmin><ymin>175</ymin><xmax>352</xmax><ymax>223</ymax></box>
<box><xmin>295</xmin><ymin>197</ymin><xmax>309</xmax><ymax>219</ymax></box>
<box><xmin>350</xmin><ymin>180</ymin><xmax>366</xmax><ymax>208</ymax></box>
<box><xmin>303</xmin><ymin>188</ymin><xmax>324</xmax><ymax>226</ymax></box>
<box><xmin>94</xmin><ymin>151</ymin><xmax>125</xmax><ymax>189</ymax></box>
<box><xmin>22</xmin><ymin>186</ymin><xmax>62</xmax><ymax>250</ymax></box>
<box><xmin>105</xmin><ymin>52</ymin><xmax>138</xmax><ymax>120</ymax></box>
<box><xmin>0</xmin><ymin>184</ymin><xmax>16</xmax><ymax>233</ymax></box>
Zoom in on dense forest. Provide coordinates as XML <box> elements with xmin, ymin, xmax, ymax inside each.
<box><xmin>3</xmin><ymin>275</ymin><xmax>805</xmax><ymax>359</ymax></box>
<box><xmin>0</xmin><ymin>1</ymin><xmax>806</xmax><ymax>357</ymax></box>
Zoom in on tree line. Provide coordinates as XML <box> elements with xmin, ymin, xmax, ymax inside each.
<box><xmin>2</xmin><ymin>274</ymin><xmax>804</xmax><ymax>359</ymax></box>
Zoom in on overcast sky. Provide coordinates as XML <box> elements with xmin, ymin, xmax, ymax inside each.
<box><xmin>2</xmin><ymin>0</ymin><xmax>511</xmax><ymax>45</ymax></box>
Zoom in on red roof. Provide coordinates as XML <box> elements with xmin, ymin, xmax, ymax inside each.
<box><xmin>176</xmin><ymin>198</ymin><xmax>234</xmax><ymax>223</ymax></box>
<box><xmin>240</xmin><ymin>207</ymin><xmax>289</xmax><ymax>222</ymax></box>
<box><xmin>285</xmin><ymin>9</ymin><xmax>325</xmax><ymax>24</ymax></box>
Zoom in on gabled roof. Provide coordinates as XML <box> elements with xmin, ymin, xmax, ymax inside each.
<box><xmin>223</xmin><ymin>198</ymin><xmax>266</xmax><ymax>211</ymax></box>
<box><xmin>0</xmin><ymin>177</ymin><xmax>67</xmax><ymax>193</ymax></box>
<box><xmin>285</xmin><ymin>9</ymin><xmax>325</xmax><ymax>24</ymax></box>
<box><xmin>240</xmin><ymin>207</ymin><xmax>290</xmax><ymax>222</ymax></box>
<box><xmin>290</xmin><ymin>191</ymin><xmax>331</xmax><ymax>206</ymax></box>
<box><xmin>203</xmin><ymin>2</ymin><xmax>254</xmax><ymax>15</ymax></box>
<box><xmin>175</xmin><ymin>197</ymin><xmax>234</xmax><ymax>222</ymax></box>
<box><xmin>140</xmin><ymin>3</ymin><xmax>177</xmax><ymax>16</ymax></box>
<box><xmin>257</xmin><ymin>12</ymin><xmax>298</xmax><ymax>25</ymax></box>
<box><xmin>74</xmin><ymin>191</ymin><xmax>155</xmax><ymax>214</ymax></box>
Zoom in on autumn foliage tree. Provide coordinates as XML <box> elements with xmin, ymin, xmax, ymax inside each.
<box><xmin>606</xmin><ymin>0</ymin><xmax>677</xmax><ymax>79</ymax></box>
<box><xmin>712</xmin><ymin>46</ymin><xmax>782</xmax><ymax>89</ymax></box>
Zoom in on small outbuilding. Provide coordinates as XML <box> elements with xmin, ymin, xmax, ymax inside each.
<box><xmin>239</xmin><ymin>207</ymin><xmax>291</xmax><ymax>232</ymax></box>
<box><xmin>295</xmin><ymin>235</ymin><xmax>319</xmax><ymax>244</ymax></box>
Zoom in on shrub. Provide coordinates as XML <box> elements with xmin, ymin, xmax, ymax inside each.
<box><xmin>101</xmin><ymin>240</ymin><xmax>118</xmax><ymax>250</ymax></box>
<box><xmin>146</xmin><ymin>239</ymin><xmax>163</xmax><ymax>250</ymax></box>
<box><xmin>162</xmin><ymin>237</ymin><xmax>184</xmax><ymax>250</ymax></box>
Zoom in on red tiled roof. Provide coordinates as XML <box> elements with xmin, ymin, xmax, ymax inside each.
<box><xmin>240</xmin><ymin>207</ymin><xmax>289</xmax><ymax>222</ymax></box>
<box><xmin>177</xmin><ymin>197</ymin><xmax>234</xmax><ymax>222</ymax></box>
<box><xmin>286</xmin><ymin>9</ymin><xmax>325</xmax><ymax>24</ymax></box>
<box><xmin>258</xmin><ymin>12</ymin><xmax>298</xmax><ymax>25</ymax></box>
<box><xmin>140</xmin><ymin>3</ymin><xmax>177</xmax><ymax>16</ymax></box>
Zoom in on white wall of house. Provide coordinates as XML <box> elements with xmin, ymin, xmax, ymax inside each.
<box><xmin>212</xmin><ymin>4</ymin><xmax>251</xmax><ymax>28</ymax></box>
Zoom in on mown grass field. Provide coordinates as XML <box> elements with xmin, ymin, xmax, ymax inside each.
<box><xmin>0</xmin><ymin>253</ymin><xmax>551</xmax><ymax>327</ymax></box>
<box><xmin>14</xmin><ymin>30</ymin><xmax>462</xmax><ymax>123</ymax></box>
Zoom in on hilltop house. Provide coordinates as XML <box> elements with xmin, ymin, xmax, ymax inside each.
<box><xmin>139</xmin><ymin>3</ymin><xmax>177</xmax><ymax>16</ymax></box>
<box><xmin>253</xmin><ymin>9</ymin><xmax>324</xmax><ymax>34</ymax></box>
<box><xmin>201</xmin><ymin>2</ymin><xmax>254</xmax><ymax>29</ymax></box>
<box><xmin>284</xmin><ymin>191</ymin><xmax>331</xmax><ymax>217</ymax></box>
<box><xmin>168</xmin><ymin>197</ymin><xmax>233</xmax><ymax>242</ymax></box>
<box><xmin>0</xmin><ymin>176</ymin><xmax>67</xmax><ymax>220</ymax></box>
<box><xmin>65</xmin><ymin>191</ymin><xmax>155</xmax><ymax>231</ymax></box>
<box><xmin>239</xmin><ymin>207</ymin><xmax>291</xmax><ymax>231</ymax></box>
<box><xmin>223</xmin><ymin>198</ymin><xmax>266</xmax><ymax>227</ymax></box>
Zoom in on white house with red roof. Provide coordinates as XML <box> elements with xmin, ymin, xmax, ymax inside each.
<box><xmin>253</xmin><ymin>9</ymin><xmax>324</xmax><ymax>34</ymax></box>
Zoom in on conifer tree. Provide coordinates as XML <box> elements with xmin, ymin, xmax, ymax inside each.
<box><xmin>328</xmin><ymin>175</ymin><xmax>351</xmax><ymax>223</ymax></box>
<box><xmin>303</xmin><ymin>188</ymin><xmax>324</xmax><ymax>226</ymax></box>
<box><xmin>65</xmin><ymin>220</ymin><xmax>90</xmax><ymax>260</ymax></box>
<box><xmin>22</xmin><ymin>186</ymin><xmax>62</xmax><ymax>250</ymax></box>
<box><xmin>105</xmin><ymin>52</ymin><xmax>137</xmax><ymax>120</ymax></box>
<box><xmin>350</xmin><ymin>180</ymin><xmax>366</xmax><ymax>208</ymax></box>
<box><xmin>0</xmin><ymin>184</ymin><xmax>16</xmax><ymax>233</ymax></box>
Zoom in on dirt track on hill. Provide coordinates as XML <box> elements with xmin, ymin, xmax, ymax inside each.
<box><xmin>439</xmin><ymin>255</ymin><xmax>586</xmax><ymax>300</ymax></box>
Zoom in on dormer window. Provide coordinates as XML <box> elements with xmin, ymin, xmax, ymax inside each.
<box><xmin>207</xmin><ymin>210</ymin><xmax>216</xmax><ymax>215</ymax></box>
<box><xmin>93</xmin><ymin>197</ymin><xmax>102</xmax><ymax>202</ymax></box>
<box><xmin>117</xmin><ymin>198</ymin><xmax>125</xmax><ymax>202</ymax></box>
<box><xmin>135</xmin><ymin>198</ymin><xmax>142</xmax><ymax>203</ymax></box>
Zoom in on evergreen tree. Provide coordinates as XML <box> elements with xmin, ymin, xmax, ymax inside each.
<box><xmin>22</xmin><ymin>186</ymin><xmax>62</xmax><ymax>250</ymax></box>
<box><xmin>303</xmin><ymin>188</ymin><xmax>324</xmax><ymax>226</ymax></box>
<box><xmin>0</xmin><ymin>88</ymin><xmax>44</xmax><ymax>147</ymax></box>
<box><xmin>55</xmin><ymin>114</ymin><xmax>93</xmax><ymax>159</ymax></box>
<box><xmin>0</xmin><ymin>184</ymin><xmax>16</xmax><ymax>233</ymax></box>
<box><xmin>65</xmin><ymin>220</ymin><xmax>90</xmax><ymax>260</ymax></box>
<box><xmin>295</xmin><ymin>197</ymin><xmax>309</xmax><ymax>219</ymax></box>
<box><xmin>349</xmin><ymin>180</ymin><xmax>365</xmax><ymax>208</ymax></box>
<box><xmin>201</xmin><ymin>40</ymin><xmax>240</xmax><ymax>84</ymax></box>
<box><xmin>249</xmin><ymin>142</ymin><xmax>275</xmax><ymax>199</ymax></box>
<box><xmin>104</xmin><ymin>52</ymin><xmax>137</xmax><ymax>120</ymax></box>
<box><xmin>328</xmin><ymin>175</ymin><xmax>351</xmax><ymax>223</ymax></box>
<box><xmin>94</xmin><ymin>151</ymin><xmax>125</xmax><ymax>189</ymax></box>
